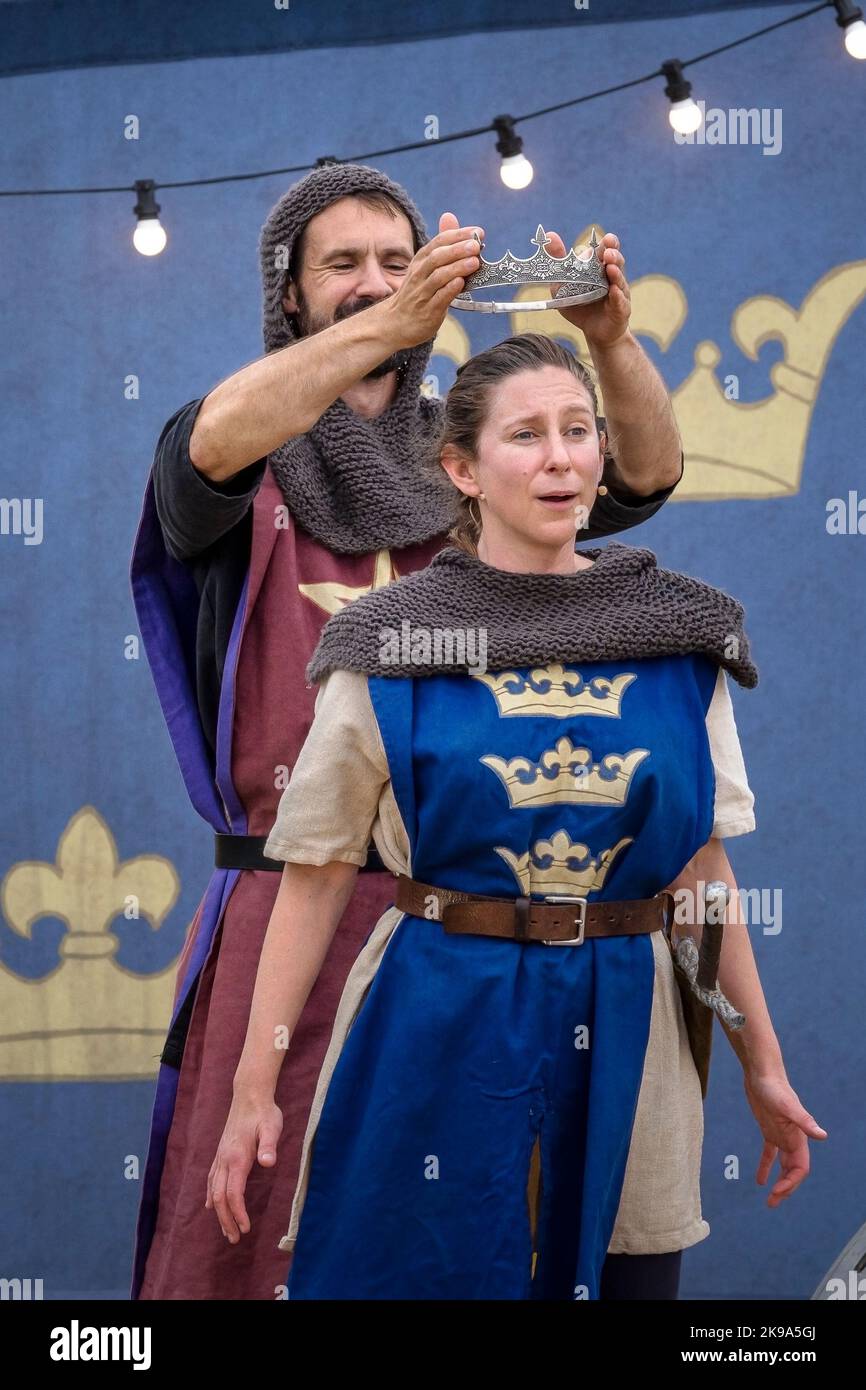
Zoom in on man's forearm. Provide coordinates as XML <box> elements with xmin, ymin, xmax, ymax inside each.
<box><xmin>190</xmin><ymin>302</ymin><xmax>406</xmax><ymax>483</ymax></box>
<box><xmin>587</xmin><ymin>330</ymin><xmax>683</xmax><ymax>495</ymax></box>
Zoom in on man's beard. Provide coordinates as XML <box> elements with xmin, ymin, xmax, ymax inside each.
<box><xmin>292</xmin><ymin>287</ymin><xmax>411</xmax><ymax>379</ymax></box>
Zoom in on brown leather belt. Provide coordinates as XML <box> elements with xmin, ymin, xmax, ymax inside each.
<box><xmin>394</xmin><ymin>873</ymin><xmax>673</xmax><ymax>945</ymax></box>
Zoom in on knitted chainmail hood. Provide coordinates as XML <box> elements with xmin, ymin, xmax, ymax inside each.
<box><xmin>306</xmin><ymin>542</ymin><xmax>759</xmax><ymax>688</ymax></box>
<box><xmin>258</xmin><ymin>162</ymin><xmax>459</xmax><ymax>553</ymax></box>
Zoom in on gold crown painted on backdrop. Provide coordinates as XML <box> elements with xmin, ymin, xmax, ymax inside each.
<box><xmin>452</xmin><ymin>224</ymin><xmax>610</xmax><ymax>313</ymax></box>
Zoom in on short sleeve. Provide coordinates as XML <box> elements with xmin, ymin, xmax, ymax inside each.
<box><xmin>263</xmin><ymin>668</ymin><xmax>390</xmax><ymax>867</ymax></box>
<box><xmin>580</xmin><ymin>450</ymin><xmax>684</xmax><ymax>541</ymax></box>
<box><xmin>152</xmin><ymin>396</ymin><xmax>267</xmax><ymax>562</ymax></box>
<box><xmin>706</xmin><ymin>666</ymin><xmax>756</xmax><ymax>837</ymax></box>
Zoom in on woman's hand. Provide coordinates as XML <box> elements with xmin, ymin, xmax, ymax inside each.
<box><xmin>743</xmin><ymin>1070</ymin><xmax>828</xmax><ymax>1208</ymax></box>
<box><xmin>205</xmin><ymin>1091</ymin><xmax>284</xmax><ymax>1243</ymax></box>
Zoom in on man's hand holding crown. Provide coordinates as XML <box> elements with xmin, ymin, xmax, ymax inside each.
<box><xmin>545</xmin><ymin>229</ymin><xmax>632</xmax><ymax>348</ymax></box>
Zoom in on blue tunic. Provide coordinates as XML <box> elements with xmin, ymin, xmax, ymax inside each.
<box><xmin>286</xmin><ymin>653</ymin><xmax>718</xmax><ymax>1299</ymax></box>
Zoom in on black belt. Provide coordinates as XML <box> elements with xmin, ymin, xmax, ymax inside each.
<box><xmin>214</xmin><ymin>832</ymin><xmax>386</xmax><ymax>875</ymax></box>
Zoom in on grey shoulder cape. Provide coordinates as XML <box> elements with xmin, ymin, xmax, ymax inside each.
<box><xmin>306</xmin><ymin>542</ymin><xmax>758</xmax><ymax>687</ymax></box>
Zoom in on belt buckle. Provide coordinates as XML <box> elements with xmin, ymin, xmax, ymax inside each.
<box><xmin>541</xmin><ymin>895</ymin><xmax>587</xmax><ymax>946</ymax></box>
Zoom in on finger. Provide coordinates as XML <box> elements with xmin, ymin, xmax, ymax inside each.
<box><xmin>755</xmin><ymin>1141</ymin><xmax>777</xmax><ymax>1184</ymax></box>
<box><xmin>767</xmin><ymin>1161</ymin><xmax>809</xmax><ymax>1205</ymax></box>
<box><xmin>767</xmin><ymin>1181</ymin><xmax>796</xmax><ymax>1207</ymax></box>
<box><xmin>436</xmin><ymin>235</ymin><xmax>484</xmax><ymax>261</ymax></box>
<box><xmin>437</xmin><ymin>276</ymin><xmax>480</xmax><ymax>312</ymax></box>
<box><xmin>768</xmin><ymin>1137</ymin><xmax>810</xmax><ymax>1198</ymax></box>
<box><xmin>542</xmin><ymin>229</ymin><xmax>567</xmax><ymax>258</ymax></box>
<box><xmin>778</xmin><ymin>1167</ymin><xmax>811</xmax><ymax>1200</ymax></box>
<box><xmin>594</xmin><ymin>232</ymin><xmax>613</xmax><ymax>265</ymax></box>
<box><xmin>798</xmin><ymin>1110</ymin><xmax>828</xmax><ymax>1139</ymax></box>
<box><xmin>216</xmin><ymin>1193</ymin><xmax>241</xmax><ymax>1244</ymax></box>
<box><xmin>431</xmin><ymin>224</ymin><xmax>485</xmax><ymax>247</ymax></box>
<box><xmin>226</xmin><ymin>1168</ymin><xmax>252</xmax><ymax>1237</ymax></box>
<box><xmin>210</xmin><ymin>1170</ymin><xmax>238</xmax><ymax>1242</ymax></box>
<box><xmin>425</xmin><ymin>250</ymin><xmax>485</xmax><ymax>295</ymax></box>
<box><xmin>606</xmin><ymin>284</ymin><xmax>631</xmax><ymax>316</ymax></box>
<box><xmin>423</xmin><ymin>236</ymin><xmax>484</xmax><ymax>278</ymax></box>
<box><xmin>545</xmin><ymin>230</ymin><xmax>597</xmax><ymax>300</ymax></box>
<box><xmin>438</xmin><ymin>212</ymin><xmax>460</xmax><ymax>233</ymax></box>
<box><xmin>257</xmin><ymin>1120</ymin><xmax>282</xmax><ymax>1167</ymax></box>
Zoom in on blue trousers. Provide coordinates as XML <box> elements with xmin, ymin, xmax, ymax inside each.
<box><xmin>600</xmin><ymin>1250</ymin><xmax>683</xmax><ymax>1300</ymax></box>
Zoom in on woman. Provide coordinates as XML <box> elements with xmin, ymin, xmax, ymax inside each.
<box><xmin>206</xmin><ymin>334</ymin><xmax>826</xmax><ymax>1301</ymax></box>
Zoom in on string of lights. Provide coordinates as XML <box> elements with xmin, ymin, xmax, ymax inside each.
<box><xmin>0</xmin><ymin>0</ymin><xmax>862</xmax><ymax>257</ymax></box>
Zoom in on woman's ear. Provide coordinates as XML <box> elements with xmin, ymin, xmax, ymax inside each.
<box><xmin>439</xmin><ymin>444</ymin><xmax>481</xmax><ymax>500</ymax></box>
<box><xmin>597</xmin><ymin>431</ymin><xmax>608</xmax><ymax>484</ymax></box>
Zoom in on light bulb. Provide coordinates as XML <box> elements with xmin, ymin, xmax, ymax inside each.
<box><xmin>669</xmin><ymin>97</ymin><xmax>703</xmax><ymax>135</ymax></box>
<box><xmin>133</xmin><ymin>217</ymin><xmax>168</xmax><ymax>256</ymax></box>
<box><xmin>844</xmin><ymin>18</ymin><xmax>866</xmax><ymax>57</ymax></box>
<box><xmin>499</xmin><ymin>153</ymin><xmax>534</xmax><ymax>189</ymax></box>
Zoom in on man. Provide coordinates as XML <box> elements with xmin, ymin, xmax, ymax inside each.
<box><xmin>130</xmin><ymin>160</ymin><xmax>683</xmax><ymax>1300</ymax></box>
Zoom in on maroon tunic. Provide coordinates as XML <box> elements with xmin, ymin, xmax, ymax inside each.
<box><xmin>136</xmin><ymin>465</ymin><xmax>441</xmax><ymax>1299</ymax></box>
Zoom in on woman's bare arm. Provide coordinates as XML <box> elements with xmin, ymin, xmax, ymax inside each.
<box><xmin>665</xmin><ymin>836</ymin><xmax>785</xmax><ymax>1078</ymax></box>
<box><xmin>206</xmin><ymin>857</ymin><xmax>360</xmax><ymax>1241</ymax></box>
<box><xmin>665</xmin><ymin>836</ymin><xmax>827</xmax><ymax>1208</ymax></box>
<box><xmin>233</xmin><ymin>858</ymin><xmax>360</xmax><ymax>1099</ymax></box>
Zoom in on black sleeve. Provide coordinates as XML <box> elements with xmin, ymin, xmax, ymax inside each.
<box><xmin>152</xmin><ymin>396</ymin><xmax>267</xmax><ymax>562</ymax></box>
<box><xmin>580</xmin><ymin>449</ymin><xmax>685</xmax><ymax>542</ymax></box>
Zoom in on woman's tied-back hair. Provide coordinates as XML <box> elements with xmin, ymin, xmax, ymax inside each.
<box><xmin>419</xmin><ymin>333</ymin><xmax>607</xmax><ymax>555</ymax></box>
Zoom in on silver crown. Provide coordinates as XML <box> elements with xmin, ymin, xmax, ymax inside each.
<box><xmin>452</xmin><ymin>225</ymin><xmax>609</xmax><ymax>314</ymax></box>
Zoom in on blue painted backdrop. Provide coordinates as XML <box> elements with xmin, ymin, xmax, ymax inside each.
<box><xmin>0</xmin><ymin>3</ymin><xmax>863</xmax><ymax>1299</ymax></box>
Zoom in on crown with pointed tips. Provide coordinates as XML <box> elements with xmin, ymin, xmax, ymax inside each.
<box><xmin>495</xmin><ymin>831</ymin><xmax>632</xmax><ymax>897</ymax></box>
<box><xmin>453</xmin><ymin>225</ymin><xmax>609</xmax><ymax>313</ymax></box>
<box><xmin>481</xmin><ymin>740</ymin><xmax>649</xmax><ymax>809</ymax></box>
<box><xmin>472</xmin><ymin>665</ymin><xmax>636</xmax><ymax>718</ymax></box>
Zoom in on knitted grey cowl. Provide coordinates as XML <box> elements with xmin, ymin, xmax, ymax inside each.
<box><xmin>307</xmin><ymin>541</ymin><xmax>759</xmax><ymax>688</ymax></box>
<box><xmin>258</xmin><ymin>162</ymin><xmax>460</xmax><ymax>554</ymax></box>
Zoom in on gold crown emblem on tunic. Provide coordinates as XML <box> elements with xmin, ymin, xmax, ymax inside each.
<box><xmin>481</xmin><ymin>740</ymin><xmax>649</xmax><ymax>809</ymax></box>
<box><xmin>452</xmin><ymin>225</ymin><xmax>609</xmax><ymax>313</ymax></box>
<box><xmin>496</xmin><ymin>831</ymin><xmax>633</xmax><ymax>898</ymax></box>
<box><xmin>472</xmin><ymin>665</ymin><xmax>636</xmax><ymax>718</ymax></box>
